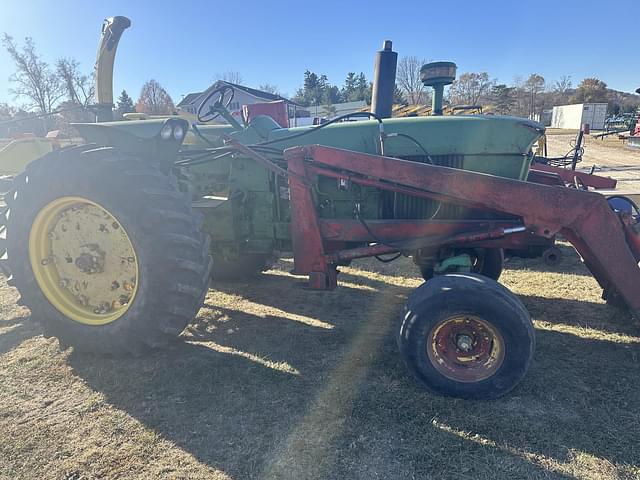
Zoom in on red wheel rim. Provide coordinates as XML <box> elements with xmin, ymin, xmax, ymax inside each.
<box><xmin>427</xmin><ymin>315</ymin><xmax>505</xmax><ymax>383</ymax></box>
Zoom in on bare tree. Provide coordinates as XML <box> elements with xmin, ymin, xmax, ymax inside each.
<box><xmin>136</xmin><ymin>79</ymin><xmax>175</xmax><ymax>114</ymax></box>
<box><xmin>524</xmin><ymin>73</ymin><xmax>546</xmax><ymax>117</ymax></box>
<box><xmin>552</xmin><ymin>75</ymin><xmax>572</xmax><ymax>106</ymax></box>
<box><xmin>258</xmin><ymin>83</ymin><xmax>281</xmax><ymax>96</ymax></box>
<box><xmin>397</xmin><ymin>56</ymin><xmax>428</xmax><ymax>105</ymax></box>
<box><xmin>554</xmin><ymin>75</ymin><xmax>572</xmax><ymax>96</ymax></box>
<box><xmin>1</xmin><ymin>34</ymin><xmax>64</xmax><ymax>113</ymax></box>
<box><xmin>511</xmin><ymin>75</ymin><xmax>530</xmax><ymax>117</ymax></box>
<box><xmin>56</xmin><ymin>58</ymin><xmax>94</xmax><ymax>107</ymax></box>
<box><xmin>449</xmin><ymin>72</ymin><xmax>493</xmax><ymax>105</ymax></box>
<box><xmin>215</xmin><ymin>71</ymin><xmax>243</xmax><ymax>85</ymax></box>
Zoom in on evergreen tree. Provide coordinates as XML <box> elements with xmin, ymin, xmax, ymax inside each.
<box><xmin>341</xmin><ymin>72</ymin><xmax>357</xmax><ymax>101</ymax></box>
<box><xmin>293</xmin><ymin>70</ymin><xmax>342</xmax><ymax>107</ymax></box>
<box><xmin>354</xmin><ymin>72</ymin><xmax>369</xmax><ymax>101</ymax></box>
<box><xmin>116</xmin><ymin>90</ymin><xmax>135</xmax><ymax>115</ymax></box>
<box><xmin>325</xmin><ymin>85</ymin><xmax>341</xmax><ymax>104</ymax></box>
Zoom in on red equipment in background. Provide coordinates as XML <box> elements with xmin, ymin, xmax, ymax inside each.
<box><xmin>242</xmin><ymin>100</ymin><xmax>289</xmax><ymax>128</ymax></box>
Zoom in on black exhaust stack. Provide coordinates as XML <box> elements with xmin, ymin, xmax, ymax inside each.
<box><xmin>371</xmin><ymin>40</ymin><xmax>398</xmax><ymax>119</ymax></box>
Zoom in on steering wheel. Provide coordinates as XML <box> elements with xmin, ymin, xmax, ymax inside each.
<box><xmin>197</xmin><ymin>85</ymin><xmax>235</xmax><ymax>123</ymax></box>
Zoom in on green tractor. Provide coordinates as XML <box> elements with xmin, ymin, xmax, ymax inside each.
<box><xmin>4</xmin><ymin>16</ymin><xmax>639</xmax><ymax>400</ymax></box>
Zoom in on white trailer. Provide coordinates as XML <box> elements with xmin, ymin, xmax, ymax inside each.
<box><xmin>551</xmin><ymin>103</ymin><xmax>608</xmax><ymax>130</ymax></box>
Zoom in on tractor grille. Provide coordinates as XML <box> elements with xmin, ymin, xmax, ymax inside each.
<box><xmin>384</xmin><ymin>154</ymin><xmax>465</xmax><ymax>220</ymax></box>
<box><xmin>430</xmin><ymin>154</ymin><xmax>464</xmax><ymax>169</ymax></box>
<box><xmin>400</xmin><ymin>154</ymin><xmax>464</xmax><ymax>168</ymax></box>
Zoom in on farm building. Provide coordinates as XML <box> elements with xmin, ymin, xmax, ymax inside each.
<box><xmin>177</xmin><ymin>81</ymin><xmax>306</xmax><ymax>125</ymax></box>
<box><xmin>551</xmin><ymin>103</ymin><xmax>607</xmax><ymax>130</ymax></box>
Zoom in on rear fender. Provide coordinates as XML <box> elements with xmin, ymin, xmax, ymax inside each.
<box><xmin>72</xmin><ymin>118</ymin><xmax>188</xmax><ymax>163</ymax></box>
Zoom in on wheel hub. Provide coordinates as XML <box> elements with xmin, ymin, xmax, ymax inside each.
<box><xmin>28</xmin><ymin>197</ymin><xmax>139</xmax><ymax>325</ymax></box>
<box><xmin>427</xmin><ymin>315</ymin><xmax>505</xmax><ymax>382</ymax></box>
<box><xmin>74</xmin><ymin>248</ymin><xmax>105</xmax><ymax>274</ymax></box>
<box><xmin>455</xmin><ymin>334</ymin><xmax>474</xmax><ymax>352</ymax></box>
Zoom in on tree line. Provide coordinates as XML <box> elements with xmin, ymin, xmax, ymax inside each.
<box><xmin>0</xmin><ymin>35</ymin><xmax>177</xmax><ymax>136</ymax></box>
<box><xmin>291</xmin><ymin>60</ymin><xmax>638</xmax><ymax>118</ymax></box>
<box><xmin>447</xmin><ymin>72</ymin><xmax>638</xmax><ymax>117</ymax></box>
<box><xmin>278</xmin><ymin>55</ymin><xmax>638</xmax><ymax>119</ymax></box>
<box><xmin>2</xmin><ymin>33</ymin><xmax>638</xmax><ymax>137</ymax></box>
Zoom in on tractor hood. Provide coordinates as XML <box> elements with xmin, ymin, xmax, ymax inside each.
<box><xmin>267</xmin><ymin>115</ymin><xmax>545</xmax><ymax>180</ymax></box>
<box><xmin>269</xmin><ymin>115</ymin><xmax>545</xmax><ymax>157</ymax></box>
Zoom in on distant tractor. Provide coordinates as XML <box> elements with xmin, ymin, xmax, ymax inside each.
<box><xmin>1</xmin><ymin>17</ymin><xmax>639</xmax><ymax>400</ymax></box>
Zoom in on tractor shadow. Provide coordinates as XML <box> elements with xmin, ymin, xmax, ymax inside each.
<box><xmin>0</xmin><ymin>314</ymin><xmax>39</xmax><ymax>356</ymax></box>
<box><xmin>519</xmin><ymin>293</ymin><xmax>640</xmax><ymax>336</ymax></box>
<box><xmin>0</xmin><ymin>276</ymin><xmax>39</xmax><ymax>355</ymax></box>
<box><xmin>505</xmin><ymin>243</ymin><xmax>592</xmax><ymax>277</ymax></box>
<box><xmin>65</xmin><ymin>260</ymin><xmax>639</xmax><ymax>479</ymax></box>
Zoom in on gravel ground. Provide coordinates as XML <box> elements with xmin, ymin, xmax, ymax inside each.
<box><xmin>545</xmin><ymin>131</ymin><xmax>640</xmax><ymax>192</ymax></box>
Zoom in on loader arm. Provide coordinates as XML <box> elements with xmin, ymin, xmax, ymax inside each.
<box><xmin>284</xmin><ymin>145</ymin><xmax>640</xmax><ymax>313</ymax></box>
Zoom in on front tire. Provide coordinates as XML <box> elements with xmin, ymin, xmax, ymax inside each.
<box><xmin>398</xmin><ymin>273</ymin><xmax>535</xmax><ymax>399</ymax></box>
<box><xmin>5</xmin><ymin>146</ymin><xmax>212</xmax><ymax>354</ymax></box>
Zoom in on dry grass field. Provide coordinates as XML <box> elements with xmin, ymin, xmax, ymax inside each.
<box><xmin>1</xmin><ymin>131</ymin><xmax>640</xmax><ymax>479</ymax></box>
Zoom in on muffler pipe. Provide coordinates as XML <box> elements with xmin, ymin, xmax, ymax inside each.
<box><xmin>371</xmin><ymin>40</ymin><xmax>398</xmax><ymax>119</ymax></box>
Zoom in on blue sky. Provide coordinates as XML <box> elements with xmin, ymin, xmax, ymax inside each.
<box><xmin>0</xmin><ymin>0</ymin><xmax>638</xmax><ymax>107</ymax></box>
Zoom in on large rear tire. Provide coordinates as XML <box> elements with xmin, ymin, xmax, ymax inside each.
<box><xmin>398</xmin><ymin>273</ymin><xmax>534</xmax><ymax>399</ymax></box>
<box><xmin>4</xmin><ymin>146</ymin><xmax>212</xmax><ymax>354</ymax></box>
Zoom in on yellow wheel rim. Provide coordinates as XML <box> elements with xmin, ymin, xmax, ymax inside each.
<box><xmin>28</xmin><ymin>196</ymin><xmax>139</xmax><ymax>325</ymax></box>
